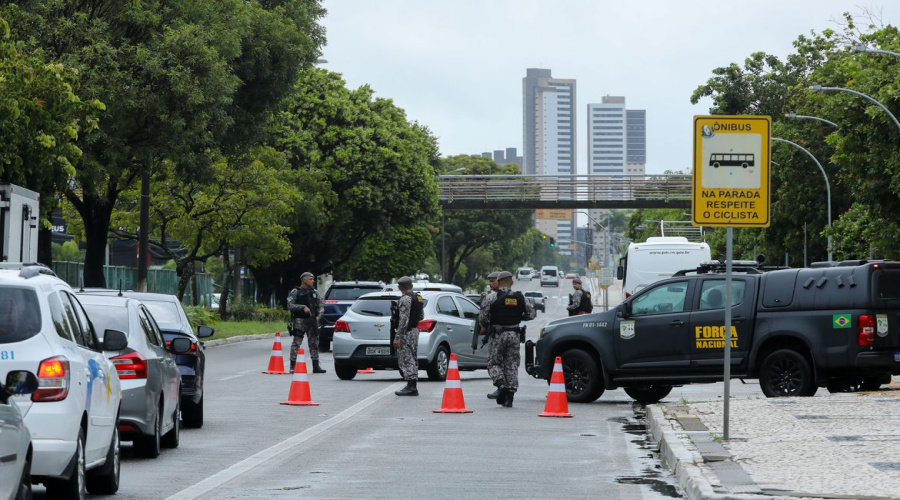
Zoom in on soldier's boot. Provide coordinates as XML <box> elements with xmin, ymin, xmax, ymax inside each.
<box><xmin>487</xmin><ymin>387</ymin><xmax>503</xmax><ymax>400</ymax></box>
<box><xmin>395</xmin><ymin>380</ymin><xmax>418</xmax><ymax>396</ymax></box>
<box><xmin>502</xmin><ymin>390</ymin><xmax>515</xmax><ymax>408</ymax></box>
<box><xmin>312</xmin><ymin>360</ymin><xmax>326</xmax><ymax>373</ymax></box>
<box><xmin>495</xmin><ymin>388</ymin><xmax>508</xmax><ymax>405</ymax></box>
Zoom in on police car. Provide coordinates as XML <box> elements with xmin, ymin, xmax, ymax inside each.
<box><xmin>0</xmin><ymin>263</ymin><xmax>125</xmax><ymax>496</ymax></box>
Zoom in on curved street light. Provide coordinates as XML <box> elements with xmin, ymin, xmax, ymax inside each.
<box><xmin>851</xmin><ymin>44</ymin><xmax>900</xmax><ymax>59</ymax></box>
<box><xmin>772</xmin><ymin>137</ymin><xmax>832</xmax><ymax>262</ymax></box>
<box><xmin>785</xmin><ymin>111</ymin><xmax>838</xmax><ymax>128</ymax></box>
<box><xmin>809</xmin><ymin>84</ymin><xmax>900</xmax><ymax>134</ymax></box>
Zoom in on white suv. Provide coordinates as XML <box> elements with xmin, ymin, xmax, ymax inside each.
<box><xmin>0</xmin><ymin>264</ymin><xmax>125</xmax><ymax>497</ymax></box>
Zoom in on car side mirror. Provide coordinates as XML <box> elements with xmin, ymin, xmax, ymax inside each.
<box><xmin>168</xmin><ymin>337</ymin><xmax>193</xmax><ymax>354</ymax></box>
<box><xmin>616</xmin><ymin>265</ymin><xmax>624</xmax><ymax>280</ymax></box>
<box><xmin>103</xmin><ymin>329</ymin><xmax>128</xmax><ymax>351</ymax></box>
<box><xmin>618</xmin><ymin>303</ymin><xmax>629</xmax><ymax>318</ymax></box>
<box><xmin>3</xmin><ymin>371</ymin><xmax>38</xmax><ymax>403</ymax></box>
<box><xmin>197</xmin><ymin>325</ymin><xmax>214</xmax><ymax>338</ymax></box>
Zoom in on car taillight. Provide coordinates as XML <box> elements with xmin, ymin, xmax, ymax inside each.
<box><xmin>165</xmin><ymin>340</ymin><xmax>198</xmax><ymax>354</ymax></box>
<box><xmin>33</xmin><ymin>356</ymin><xmax>70</xmax><ymax>402</ymax></box>
<box><xmin>111</xmin><ymin>352</ymin><xmax>149</xmax><ymax>379</ymax></box>
<box><xmin>335</xmin><ymin>320</ymin><xmax>350</xmax><ymax>333</ymax></box>
<box><xmin>417</xmin><ymin>319</ymin><xmax>437</xmax><ymax>333</ymax></box>
<box><xmin>324</xmin><ymin>300</ymin><xmax>339</xmax><ymax>304</ymax></box>
<box><xmin>858</xmin><ymin>315</ymin><xmax>875</xmax><ymax>347</ymax></box>
<box><xmin>625</xmin><ymin>292</ymin><xmax>632</xmax><ymax>298</ymax></box>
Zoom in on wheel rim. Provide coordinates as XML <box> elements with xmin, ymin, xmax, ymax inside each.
<box><xmin>767</xmin><ymin>356</ymin><xmax>803</xmax><ymax>395</ymax></box>
<box><xmin>437</xmin><ymin>349</ymin><xmax>449</xmax><ymax>377</ymax></box>
<box><xmin>154</xmin><ymin>410</ymin><xmax>161</xmax><ymax>449</ymax></box>
<box><xmin>562</xmin><ymin>357</ymin><xmax>590</xmax><ymax>395</ymax></box>
<box><xmin>76</xmin><ymin>437</ymin><xmax>86</xmax><ymax>497</ymax></box>
<box><xmin>112</xmin><ymin>428</ymin><xmax>120</xmax><ymax>487</ymax></box>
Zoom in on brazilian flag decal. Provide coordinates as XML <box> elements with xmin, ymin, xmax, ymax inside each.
<box><xmin>832</xmin><ymin>314</ymin><xmax>851</xmax><ymax>329</ymax></box>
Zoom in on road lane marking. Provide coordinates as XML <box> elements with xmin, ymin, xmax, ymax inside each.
<box><xmin>217</xmin><ymin>369</ymin><xmax>257</xmax><ymax>381</ymax></box>
<box><xmin>165</xmin><ymin>382</ymin><xmax>403</xmax><ymax>500</ymax></box>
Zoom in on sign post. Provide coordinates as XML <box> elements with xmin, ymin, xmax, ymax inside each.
<box><xmin>692</xmin><ymin>115</ymin><xmax>771</xmax><ymax>441</ymax></box>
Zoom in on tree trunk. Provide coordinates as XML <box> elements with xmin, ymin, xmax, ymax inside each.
<box><xmin>81</xmin><ymin>202</ymin><xmax>115</xmax><ymax>288</ymax></box>
<box><xmin>176</xmin><ymin>260</ymin><xmax>192</xmax><ymax>301</ymax></box>
<box><xmin>219</xmin><ymin>244</ymin><xmax>231</xmax><ymax>320</ymax></box>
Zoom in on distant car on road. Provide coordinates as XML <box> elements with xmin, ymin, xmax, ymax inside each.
<box><xmin>332</xmin><ymin>291</ymin><xmax>487</xmax><ymax>381</ymax></box>
<box><xmin>565</xmin><ymin>273</ymin><xmax>580</xmax><ymax>280</ymax></box>
<box><xmin>523</xmin><ymin>291</ymin><xmax>546</xmax><ymax>312</ymax></box>
<box><xmin>321</xmin><ymin>281</ymin><xmax>387</xmax><ymax>352</ymax></box>
<box><xmin>465</xmin><ymin>293</ymin><xmax>484</xmax><ymax>307</ymax></box>
<box><xmin>516</xmin><ymin>267</ymin><xmax>534</xmax><ymax>280</ymax></box>
<box><xmin>78</xmin><ymin>293</ymin><xmax>190</xmax><ymax>458</ymax></box>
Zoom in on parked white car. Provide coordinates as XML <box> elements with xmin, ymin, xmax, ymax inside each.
<box><xmin>0</xmin><ymin>370</ymin><xmax>38</xmax><ymax>500</ymax></box>
<box><xmin>0</xmin><ymin>263</ymin><xmax>124</xmax><ymax>497</ymax></box>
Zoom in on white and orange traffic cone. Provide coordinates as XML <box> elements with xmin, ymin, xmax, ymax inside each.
<box><xmin>539</xmin><ymin>356</ymin><xmax>573</xmax><ymax>418</ymax></box>
<box><xmin>358</xmin><ymin>367</ymin><xmax>375</xmax><ymax>374</ymax></box>
<box><xmin>281</xmin><ymin>348</ymin><xmax>320</xmax><ymax>406</ymax></box>
<box><xmin>433</xmin><ymin>353</ymin><xmax>473</xmax><ymax>413</ymax></box>
<box><xmin>262</xmin><ymin>331</ymin><xmax>288</xmax><ymax>374</ymax></box>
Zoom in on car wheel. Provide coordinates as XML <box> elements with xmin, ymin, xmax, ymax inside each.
<box><xmin>15</xmin><ymin>453</ymin><xmax>31</xmax><ymax>500</ymax></box>
<box><xmin>135</xmin><ymin>407</ymin><xmax>162</xmax><ymax>458</ymax></box>
<box><xmin>624</xmin><ymin>385</ymin><xmax>673</xmax><ymax>405</ymax></box>
<box><xmin>182</xmin><ymin>397</ymin><xmax>204</xmax><ymax>429</ymax></box>
<box><xmin>760</xmin><ymin>349</ymin><xmax>816</xmax><ymax>397</ymax></box>
<box><xmin>47</xmin><ymin>428</ymin><xmax>85</xmax><ymax>499</ymax></box>
<box><xmin>427</xmin><ymin>344</ymin><xmax>450</xmax><ymax>381</ymax></box>
<box><xmin>86</xmin><ymin>424</ymin><xmax>120</xmax><ymax>494</ymax></box>
<box><xmin>335</xmin><ymin>363</ymin><xmax>358</xmax><ymax>380</ymax></box>
<box><xmin>161</xmin><ymin>399</ymin><xmax>180</xmax><ymax>449</ymax></box>
<box><xmin>560</xmin><ymin>349</ymin><xmax>604</xmax><ymax>403</ymax></box>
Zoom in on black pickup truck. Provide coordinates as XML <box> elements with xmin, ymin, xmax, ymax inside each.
<box><xmin>525</xmin><ymin>260</ymin><xmax>900</xmax><ymax>404</ymax></box>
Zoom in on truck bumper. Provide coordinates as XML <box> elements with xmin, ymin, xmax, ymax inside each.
<box><xmin>524</xmin><ymin>340</ymin><xmax>542</xmax><ymax>379</ymax></box>
<box><xmin>856</xmin><ymin>351</ymin><xmax>900</xmax><ymax>374</ymax></box>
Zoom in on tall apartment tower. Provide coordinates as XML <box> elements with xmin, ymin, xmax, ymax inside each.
<box><xmin>523</xmin><ymin>68</ymin><xmax>576</xmax><ymax>256</ymax></box>
<box><xmin>626</xmin><ymin>109</ymin><xmax>647</xmax><ymax>175</ymax></box>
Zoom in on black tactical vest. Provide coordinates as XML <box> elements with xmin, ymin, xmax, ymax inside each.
<box><xmin>489</xmin><ymin>290</ymin><xmax>527</xmax><ymax>326</ymax></box>
<box><xmin>292</xmin><ymin>287</ymin><xmax>320</xmax><ymax>318</ymax></box>
<box><xmin>406</xmin><ymin>291</ymin><xmax>425</xmax><ymax>329</ymax></box>
<box><xmin>577</xmin><ymin>291</ymin><xmax>593</xmax><ymax>313</ymax></box>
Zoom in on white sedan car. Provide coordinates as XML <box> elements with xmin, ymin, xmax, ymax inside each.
<box><xmin>332</xmin><ymin>291</ymin><xmax>487</xmax><ymax>381</ymax></box>
<box><xmin>0</xmin><ymin>370</ymin><xmax>38</xmax><ymax>500</ymax></box>
<box><xmin>0</xmin><ymin>264</ymin><xmax>124</xmax><ymax>497</ymax></box>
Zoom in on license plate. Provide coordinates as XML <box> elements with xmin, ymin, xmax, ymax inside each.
<box><xmin>895</xmin><ymin>352</ymin><xmax>900</xmax><ymax>362</ymax></box>
<box><xmin>366</xmin><ymin>346</ymin><xmax>390</xmax><ymax>356</ymax></box>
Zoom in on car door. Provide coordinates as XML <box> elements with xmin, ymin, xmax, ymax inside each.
<box><xmin>452</xmin><ymin>296</ymin><xmax>482</xmax><ymax>367</ymax></box>
<box><xmin>432</xmin><ymin>295</ymin><xmax>469</xmax><ymax>358</ymax></box>
<box><xmin>61</xmin><ymin>291</ymin><xmax>117</xmax><ymax>463</ymax></box>
<box><xmin>689</xmin><ymin>278</ymin><xmax>755</xmax><ymax>372</ymax></box>
<box><xmin>139</xmin><ymin>305</ymin><xmax>178</xmax><ymax>426</ymax></box>
<box><xmin>0</xmin><ymin>390</ymin><xmax>23</xmax><ymax>493</ymax></box>
<box><xmin>613</xmin><ymin>280</ymin><xmax>694</xmax><ymax>373</ymax></box>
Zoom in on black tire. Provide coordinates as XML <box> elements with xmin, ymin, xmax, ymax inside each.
<box><xmin>182</xmin><ymin>397</ymin><xmax>204</xmax><ymax>429</ymax></box>
<box><xmin>135</xmin><ymin>408</ymin><xmax>162</xmax><ymax>458</ymax></box>
<box><xmin>335</xmin><ymin>363</ymin><xmax>358</xmax><ymax>380</ymax></box>
<box><xmin>426</xmin><ymin>344</ymin><xmax>450</xmax><ymax>381</ymax></box>
<box><xmin>624</xmin><ymin>385</ymin><xmax>673</xmax><ymax>405</ymax></box>
<box><xmin>15</xmin><ymin>453</ymin><xmax>31</xmax><ymax>500</ymax></box>
<box><xmin>560</xmin><ymin>349</ymin><xmax>605</xmax><ymax>403</ymax></box>
<box><xmin>759</xmin><ymin>349</ymin><xmax>816</xmax><ymax>397</ymax></box>
<box><xmin>860</xmin><ymin>376</ymin><xmax>884</xmax><ymax>391</ymax></box>
<box><xmin>161</xmin><ymin>399</ymin><xmax>180</xmax><ymax>449</ymax></box>
<box><xmin>86</xmin><ymin>425</ymin><xmax>120</xmax><ymax>494</ymax></box>
<box><xmin>46</xmin><ymin>428</ymin><xmax>85</xmax><ymax>499</ymax></box>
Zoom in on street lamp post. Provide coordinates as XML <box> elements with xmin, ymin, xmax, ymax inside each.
<box><xmin>772</xmin><ymin>137</ymin><xmax>833</xmax><ymax>262</ymax></box>
<box><xmin>785</xmin><ymin>111</ymin><xmax>838</xmax><ymax>128</ymax></box>
<box><xmin>851</xmin><ymin>44</ymin><xmax>900</xmax><ymax>59</ymax></box>
<box><xmin>809</xmin><ymin>84</ymin><xmax>900</xmax><ymax>134</ymax></box>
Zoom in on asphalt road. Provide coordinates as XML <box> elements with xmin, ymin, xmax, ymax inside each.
<box><xmin>35</xmin><ymin>276</ymin><xmax>764</xmax><ymax>499</ymax></box>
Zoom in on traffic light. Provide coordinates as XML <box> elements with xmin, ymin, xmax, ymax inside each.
<box><xmin>549</xmin><ymin>237</ymin><xmax>555</xmax><ymax>248</ymax></box>
<box><xmin>542</xmin><ymin>234</ymin><xmax>547</xmax><ymax>240</ymax></box>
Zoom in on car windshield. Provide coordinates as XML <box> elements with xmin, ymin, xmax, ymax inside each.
<box><xmin>0</xmin><ymin>286</ymin><xmax>41</xmax><ymax>343</ymax></box>
<box><xmin>327</xmin><ymin>287</ymin><xmax>383</xmax><ymax>300</ymax></box>
<box><xmin>350</xmin><ymin>297</ymin><xmax>394</xmax><ymax>316</ymax></box>
<box><xmin>543</xmin><ymin>270</ymin><xmax>555</xmax><ymax>276</ymax></box>
<box><xmin>81</xmin><ymin>303</ymin><xmax>129</xmax><ymax>332</ymax></box>
<box><xmin>140</xmin><ymin>300</ymin><xmax>182</xmax><ymax>324</ymax></box>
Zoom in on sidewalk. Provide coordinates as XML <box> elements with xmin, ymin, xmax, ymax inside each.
<box><xmin>648</xmin><ymin>378</ymin><xmax>900</xmax><ymax>500</ymax></box>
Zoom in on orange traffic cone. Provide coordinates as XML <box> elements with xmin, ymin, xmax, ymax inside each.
<box><xmin>281</xmin><ymin>348</ymin><xmax>320</xmax><ymax>406</ymax></box>
<box><xmin>358</xmin><ymin>367</ymin><xmax>375</xmax><ymax>374</ymax></box>
<box><xmin>539</xmin><ymin>356</ymin><xmax>573</xmax><ymax>418</ymax></box>
<box><xmin>262</xmin><ymin>331</ymin><xmax>288</xmax><ymax>374</ymax></box>
<box><xmin>433</xmin><ymin>353</ymin><xmax>473</xmax><ymax>413</ymax></box>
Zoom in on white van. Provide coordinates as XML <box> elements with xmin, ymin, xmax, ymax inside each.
<box><xmin>617</xmin><ymin>237</ymin><xmax>711</xmax><ymax>298</ymax></box>
<box><xmin>539</xmin><ymin>265</ymin><xmax>559</xmax><ymax>287</ymax></box>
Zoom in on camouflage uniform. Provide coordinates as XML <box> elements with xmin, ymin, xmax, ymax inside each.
<box><xmin>567</xmin><ymin>288</ymin><xmax>584</xmax><ymax>316</ymax></box>
<box><xmin>479</xmin><ymin>282</ymin><xmax>536</xmax><ymax>396</ymax></box>
<box><xmin>395</xmin><ymin>290</ymin><xmax>419</xmax><ymax>381</ymax></box>
<box><xmin>286</xmin><ymin>283</ymin><xmax>324</xmax><ymax>369</ymax></box>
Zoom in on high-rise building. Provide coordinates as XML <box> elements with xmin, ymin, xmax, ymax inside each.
<box><xmin>523</xmin><ymin>68</ymin><xmax>576</xmax><ymax>255</ymax></box>
<box><xmin>479</xmin><ymin>148</ymin><xmax>523</xmax><ymax>171</ymax></box>
<box><xmin>626</xmin><ymin>109</ymin><xmax>647</xmax><ymax>175</ymax></box>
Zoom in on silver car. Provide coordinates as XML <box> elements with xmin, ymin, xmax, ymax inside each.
<box><xmin>78</xmin><ymin>294</ymin><xmax>189</xmax><ymax>458</ymax></box>
<box><xmin>0</xmin><ymin>370</ymin><xmax>37</xmax><ymax>500</ymax></box>
<box><xmin>332</xmin><ymin>291</ymin><xmax>487</xmax><ymax>381</ymax></box>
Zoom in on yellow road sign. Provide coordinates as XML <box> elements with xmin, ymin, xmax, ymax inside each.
<box><xmin>692</xmin><ymin>116</ymin><xmax>771</xmax><ymax>227</ymax></box>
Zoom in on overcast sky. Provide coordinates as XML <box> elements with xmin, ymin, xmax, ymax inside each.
<box><xmin>322</xmin><ymin>1</ymin><xmax>900</xmax><ymax>175</ymax></box>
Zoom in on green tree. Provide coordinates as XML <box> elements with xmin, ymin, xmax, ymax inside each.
<box><xmin>342</xmin><ymin>225</ymin><xmax>435</xmax><ymax>283</ymax></box>
<box><xmin>51</xmin><ymin>241</ymin><xmax>84</xmax><ymax>263</ymax></box>
<box><xmin>253</xmin><ymin>69</ymin><xmax>440</xmax><ymax>302</ymax></box>
<box><xmin>2</xmin><ymin>1</ymin><xmax>325</xmax><ymax>286</ymax></box>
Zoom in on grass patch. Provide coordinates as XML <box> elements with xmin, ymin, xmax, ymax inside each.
<box><xmin>206</xmin><ymin>321</ymin><xmax>287</xmax><ymax>340</ymax></box>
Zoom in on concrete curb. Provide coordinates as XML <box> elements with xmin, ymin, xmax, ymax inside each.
<box><xmin>203</xmin><ymin>333</ymin><xmax>275</xmax><ymax>347</ymax></box>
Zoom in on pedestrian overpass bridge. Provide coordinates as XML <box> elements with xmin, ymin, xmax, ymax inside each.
<box><xmin>438</xmin><ymin>174</ymin><xmax>691</xmax><ymax>210</ymax></box>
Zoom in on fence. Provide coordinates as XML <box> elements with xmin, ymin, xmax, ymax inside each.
<box><xmin>51</xmin><ymin>261</ymin><xmax>232</xmax><ymax>307</ymax></box>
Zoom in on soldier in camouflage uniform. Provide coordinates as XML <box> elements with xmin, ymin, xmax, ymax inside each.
<box><xmin>287</xmin><ymin>272</ymin><xmax>326</xmax><ymax>373</ymax></box>
<box><xmin>393</xmin><ymin>276</ymin><xmax>424</xmax><ymax>396</ymax></box>
<box><xmin>567</xmin><ymin>278</ymin><xmax>592</xmax><ymax>316</ymax></box>
<box><xmin>478</xmin><ymin>270</ymin><xmax>535</xmax><ymax>407</ymax></box>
